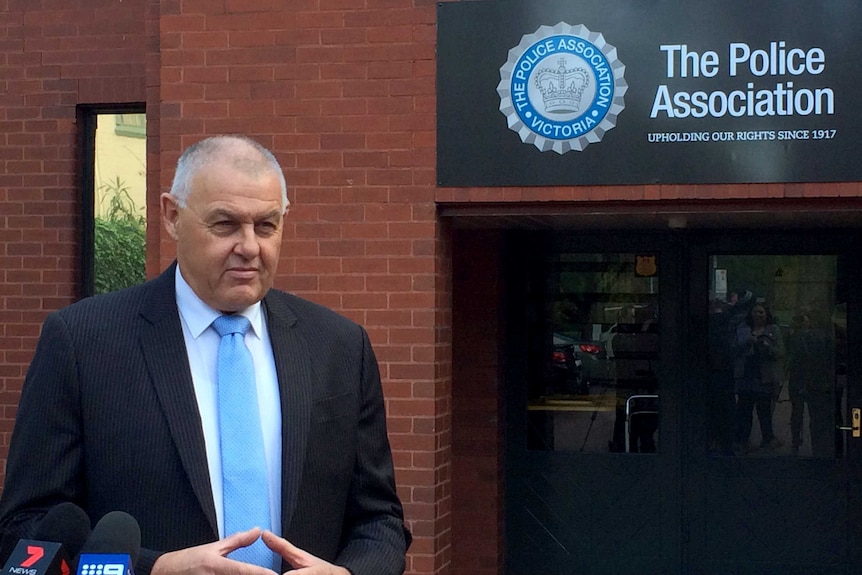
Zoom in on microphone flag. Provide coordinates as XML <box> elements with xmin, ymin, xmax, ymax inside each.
<box><xmin>75</xmin><ymin>512</ymin><xmax>140</xmax><ymax>575</ymax></box>
<box><xmin>1</xmin><ymin>541</ymin><xmax>70</xmax><ymax>575</ymax></box>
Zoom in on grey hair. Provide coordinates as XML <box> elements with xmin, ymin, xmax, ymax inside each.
<box><xmin>169</xmin><ymin>135</ymin><xmax>289</xmax><ymax>211</ymax></box>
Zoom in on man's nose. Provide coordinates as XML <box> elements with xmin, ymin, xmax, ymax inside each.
<box><xmin>235</xmin><ymin>224</ymin><xmax>261</xmax><ymax>257</ymax></box>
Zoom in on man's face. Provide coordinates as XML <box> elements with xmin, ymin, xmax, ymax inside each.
<box><xmin>161</xmin><ymin>162</ymin><xmax>285</xmax><ymax>313</ymax></box>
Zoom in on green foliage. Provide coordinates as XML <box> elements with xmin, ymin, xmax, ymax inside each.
<box><xmin>94</xmin><ymin>177</ymin><xmax>146</xmax><ymax>294</ymax></box>
<box><xmin>98</xmin><ymin>176</ymin><xmax>143</xmax><ymax>224</ymax></box>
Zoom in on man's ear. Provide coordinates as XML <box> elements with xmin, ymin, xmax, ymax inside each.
<box><xmin>160</xmin><ymin>193</ymin><xmax>181</xmax><ymax>240</ymax></box>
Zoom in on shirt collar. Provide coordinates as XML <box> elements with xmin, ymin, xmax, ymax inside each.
<box><xmin>175</xmin><ymin>265</ymin><xmax>264</xmax><ymax>340</ymax></box>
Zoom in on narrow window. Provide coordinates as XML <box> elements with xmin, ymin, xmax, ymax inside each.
<box><xmin>79</xmin><ymin>106</ymin><xmax>147</xmax><ymax>297</ymax></box>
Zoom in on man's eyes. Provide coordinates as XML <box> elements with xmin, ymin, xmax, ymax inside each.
<box><xmin>254</xmin><ymin>222</ymin><xmax>278</xmax><ymax>236</ymax></box>
<box><xmin>209</xmin><ymin>221</ymin><xmax>278</xmax><ymax>235</ymax></box>
<box><xmin>211</xmin><ymin>221</ymin><xmax>238</xmax><ymax>233</ymax></box>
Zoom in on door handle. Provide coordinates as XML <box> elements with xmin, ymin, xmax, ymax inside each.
<box><xmin>837</xmin><ymin>408</ymin><xmax>861</xmax><ymax>437</ymax></box>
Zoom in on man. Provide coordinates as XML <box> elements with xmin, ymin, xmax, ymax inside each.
<box><xmin>0</xmin><ymin>135</ymin><xmax>410</xmax><ymax>575</ymax></box>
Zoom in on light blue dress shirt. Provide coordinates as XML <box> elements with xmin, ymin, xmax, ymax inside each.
<box><xmin>173</xmin><ymin>267</ymin><xmax>283</xmax><ymax>558</ymax></box>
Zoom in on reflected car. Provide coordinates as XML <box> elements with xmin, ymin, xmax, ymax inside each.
<box><xmin>551</xmin><ymin>334</ymin><xmax>589</xmax><ymax>395</ymax></box>
<box><xmin>574</xmin><ymin>339</ymin><xmax>612</xmax><ymax>386</ymax></box>
<box><xmin>553</xmin><ymin>333</ymin><xmax>613</xmax><ymax>388</ymax></box>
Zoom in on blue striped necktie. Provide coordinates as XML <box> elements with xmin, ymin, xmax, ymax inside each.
<box><xmin>212</xmin><ymin>314</ymin><xmax>273</xmax><ymax>568</ymax></box>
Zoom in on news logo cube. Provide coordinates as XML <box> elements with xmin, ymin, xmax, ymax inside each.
<box><xmin>75</xmin><ymin>555</ymin><xmax>132</xmax><ymax>575</ymax></box>
<box><xmin>2</xmin><ymin>540</ymin><xmax>69</xmax><ymax>575</ymax></box>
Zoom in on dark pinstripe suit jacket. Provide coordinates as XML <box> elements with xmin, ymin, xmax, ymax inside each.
<box><xmin>0</xmin><ymin>263</ymin><xmax>409</xmax><ymax>575</ymax></box>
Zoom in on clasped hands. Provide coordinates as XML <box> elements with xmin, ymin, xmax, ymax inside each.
<box><xmin>152</xmin><ymin>528</ymin><xmax>350</xmax><ymax>575</ymax></box>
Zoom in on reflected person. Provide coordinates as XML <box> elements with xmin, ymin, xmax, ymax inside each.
<box><xmin>786</xmin><ymin>308</ymin><xmax>835</xmax><ymax>456</ymax></box>
<box><xmin>734</xmin><ymin>302</ymin><xmax>785</xmax><ymax>453</ymax></box>
<box><xmin>707</xmin><ymin>294</ymin><xmax>736</xmax><ymax>455</ymax></box>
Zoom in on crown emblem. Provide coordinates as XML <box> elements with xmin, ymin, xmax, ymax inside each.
<box><xmin>535</xmin><ymin>58</ymin><xmax>590</xmax><ymax>114</ymax></box>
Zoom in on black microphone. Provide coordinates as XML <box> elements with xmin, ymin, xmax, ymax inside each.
<box><xmin>1</xmin><ymin>502</ymin><xmax>92</xmax><ymax>575</ymax></box>
<box><xmin>0</xmin><ymin>531</ymin><xmax>21</xmax><ymax>568</ymax></box>
<box><xmin>34</xmin><ymin>504</ymin><xmax>91</xmax><ymax>566</ymax></box>
<box><xmin>75</xmin><ymin>512</ymin><xmax>140</xmax><ymax>575</ymax></box>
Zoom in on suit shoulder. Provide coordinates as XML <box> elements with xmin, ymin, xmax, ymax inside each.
<box><xmin>266</xmin><ymin>289</ymin><xmax>363</xmax><ymax>332</ymax></box>
<box><xmin>53</xmin><ymin>280</ymin><xmax>153</xmax><ymax>328</ymax></box>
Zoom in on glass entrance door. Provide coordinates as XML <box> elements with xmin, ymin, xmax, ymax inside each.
<box><xmin>526</xmin><ymin>251</ymin><xmax>661</xmax><ymax>455</ymax></box>
<box><xmin>704</xmin><ymin>254</ymin><xmax>845</xmax><ymax>458</ymax></box>
<box><xmin>505</xmin><ymin>232</ymin><xmax>682</xmax><ymax>575</ymax></box>
<box><xmin>503</xmin><ymin>230</ymin><xmax>862</xmax><ymax>575</ymax></box>
<box><xmin>684</xmin><ymin>237</ymin><xmax>862</xmax><ymax>575</ymax></box>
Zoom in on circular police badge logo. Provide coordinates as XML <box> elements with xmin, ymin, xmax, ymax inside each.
<box><xmin>497</xmin><ymin>22</ymin><xmax>628</xmax><ymax>154</ymax></box>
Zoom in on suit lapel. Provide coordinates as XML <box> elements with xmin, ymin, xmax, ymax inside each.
<box><xmin>263</xmin><ymin>292</ymin><xmax>313</xmax><ymax>535</ymax></box>
<box><xmin>135</xmin><ymin>272</ymin><xmax>314</xmax><ymax>539</ymax></box>
<box><xmin>139</xmin><ymin>264</ymin><xmax>219</xmax><ymax>537</ymax></box>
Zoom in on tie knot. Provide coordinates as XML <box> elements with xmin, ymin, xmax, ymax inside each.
<box><xmin>212</xmin><ymin>314</ymin><xmax>251</xmax><ymax>337</ymax></box>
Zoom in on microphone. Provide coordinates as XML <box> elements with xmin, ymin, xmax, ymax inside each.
<box><xmin>33</xmin><ymin>504</ymin><xmax>91</xmax><ymax>566</ymax></box>
<box><xmin>75</xmin><ymin>512</ymin><xmax>140</xmax><ymax>575</ymax></box>
<box><xmin>1</xmin><ymin>502</ymin><xmax>92</xmax><ymax>575</ymax></box>
<box><xmin>0</xmin><ymin>531</ymin><xmax>21</xmax><ymax>568</ymax></box>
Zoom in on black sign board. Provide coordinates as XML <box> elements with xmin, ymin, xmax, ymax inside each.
<box><xmin>437</xmin><ymin>0</ymin><xmax>862</xmax><ymax>186</ymax></box>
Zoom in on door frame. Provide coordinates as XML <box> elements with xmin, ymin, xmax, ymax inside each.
<box><xmin>503</xmin><ymin>230</ymin><xmax>684</xmax><ymax>575</ymax></box>
<box><xmin>682</xmin><ymin>230</ymin><xmax>862</xmax><ymax>575</ymax></box>
<box><xmin>501</xmin><ymin>228</ymin><xmax>862</xmax><ymax>575</ymax></box>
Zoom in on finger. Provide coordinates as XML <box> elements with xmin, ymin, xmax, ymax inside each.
<box><xmin>217</xmin><ymin>558</ymin><xmax>278</xmax><ymax>575</ymax></box>
<box><xmin>153</xmin><ymin>539</ymin><xmax>276</xmax><ymax>575</ymax></box>
<box><xmin>222</xmin><ymin>561</ymin><xmax>279</xmax><ymax>575</ymax></box>
<box><xmin>260</xmin><ymin>531</ymin><xmax>311</xmax><ymax>567</ymax></box>
<box><xmin>219</xmin><ymin>527</ymin><xmax>264</xmax><ymax>555</ymax></box>
<box><xmin>259</xmin><ymin>530</ymin><xmax>295</xmax><ymax>555</ymax></box>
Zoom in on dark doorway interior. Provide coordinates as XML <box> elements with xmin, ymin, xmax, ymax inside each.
<box><xmin>501</xmin><ymin>229</ymin><xmax>862</xmax><ymax>575</ymax></box>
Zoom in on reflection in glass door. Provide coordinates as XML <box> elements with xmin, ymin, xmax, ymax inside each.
<box><xmin>505</xmin><ymin>235</ymin><xmax>680</xmax><ymax>575</ymax></box>
<box><xmin>504</xmin><ymin>232</ymin><xmax>861</xmax><ymax>575</ymax></box>
<box><xmin>527</xmin><ymin>252</ymin><xmax>660</xmax><ymax>454</ymax></box>
<box><xmin>705</xmin><ymin>255</ymin><xmax>847</xmax><ymax>458</ymax></box>
<box><xmin>688</xmin><ymin>245</ymin><xmax>859</xmax><ymax>575</ymax></box>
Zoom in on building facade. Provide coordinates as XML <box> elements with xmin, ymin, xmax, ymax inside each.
<box><xmin>1</xmin><ymin>1</ymin><xmax>861</xmax><ymax>574</ymax></box>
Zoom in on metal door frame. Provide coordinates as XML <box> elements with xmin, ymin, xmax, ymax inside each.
<box><xmin>503</xmin><ymin>228</ymin><xmax>861</xmax><ymax>575</ymax></box>
<box><xmin>682</xmin><ymin>230</ymin><xmax>862</xmax><ymax>575</ymax></box>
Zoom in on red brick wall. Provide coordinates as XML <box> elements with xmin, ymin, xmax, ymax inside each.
<box><xmin>0</xmin><ymin>0</ymin><xmax>147</xmax><ymax>482</ymax></box>
<box><xmin>8</xmin><ymin>2</ymin><xmax>862</xmax><ymax>575</ymax></box>
<box><xmin>451</xmin><ymin>230</ymin><xmax>505</xmax><ymax>575</ymax></box>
